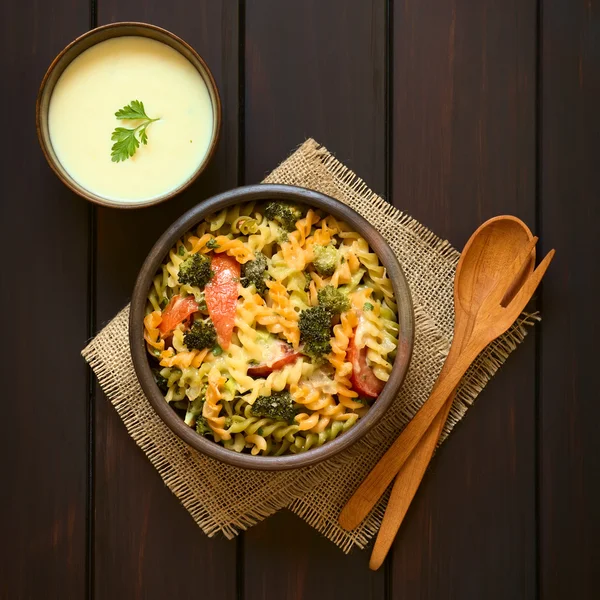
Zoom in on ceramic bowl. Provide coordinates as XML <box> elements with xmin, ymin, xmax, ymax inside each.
<box><xmin>36</xmin><ymin>21</ymin><xmax>221</xmax><ymax>209</ymax></box>
<box><xmin>129</xmin><ymin>184</ymin><xmax>414</xmax><ymax>469</ymax></box>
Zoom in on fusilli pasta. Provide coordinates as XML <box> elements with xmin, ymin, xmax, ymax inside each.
<box><xmin>143</xmin><ymin>200</ymin><xmax>400</xmax><ymax>455</ymax></box>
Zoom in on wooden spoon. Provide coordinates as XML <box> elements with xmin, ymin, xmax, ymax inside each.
<box><xmin>339</xmin><ymin>216</ymin><xmax>554</xmax><ymax>532</ymax></box>
<box><xmin>367</xmin><ymin>217</ymin><xmax>536</xmax><ymax>570</ymax></box>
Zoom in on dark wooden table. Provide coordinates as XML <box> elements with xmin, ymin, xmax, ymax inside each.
<box><xmin>3</xmin><ymin>1</ymin><xmax>598</xmax><ymax>598</ymax></box>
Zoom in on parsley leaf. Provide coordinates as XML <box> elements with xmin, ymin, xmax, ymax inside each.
<box><xmin>111</xmin><ymin>100</ymin><xmax>160</xmax><ymax>163</ymax></box>
<box><xmin>114</xmin><ymin>100</ymin><xmax>149</xmax><ymax>120</ymax></box>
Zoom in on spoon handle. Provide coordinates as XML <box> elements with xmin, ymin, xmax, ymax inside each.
<box><xmin>338</xmin><ymin>340</ymin><xmax>482</xmax><ymax>531</ymax></box>
<box><xmin>367</xmin><ymin>282</ymin><xmax>477</xmax><ymax>569</ymax></box>
<box><xmin>369</xmin><ymin>392</ymin><xmax>455</xmax><ymax>570</ymax></box>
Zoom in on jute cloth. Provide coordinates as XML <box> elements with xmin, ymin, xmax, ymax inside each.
<box><xmin>82</xmin><ymin>139</ymin><xmax>535</xmax><ymax>553</ymax></box>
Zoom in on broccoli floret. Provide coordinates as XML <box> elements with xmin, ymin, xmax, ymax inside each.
<box><xmin>184</xmin><ymin>385</ymin><xmax>213</xmax><ymax>437</ymax></box>
<box><xmin>178</xmin><ymin>253</ymin><xmax>213</xmax><ymax>289</ymax></box>
<box><xmin>299</xmin><ymin>306</ymin><xmax>333</xmax><ymax>336</ymax></box>
<box><xmin>241</xmin><ymin>251</ymin><xmax>269</xmax><ymax>294</ymax></box>
<box><xmin>206</xmin><ymin>238</ymin><xmax>220</xmax><ymax>249</ymax></box>
<box><xmin>312</xmin><ymin>244</ymin><xmax>341</xmax><ymax>277</ymax></box>
<box><xmin>304</xmin><ymin>272</ymin><xmax>313</xmax><ymax>291</ymax></box>
<box><xmin>304</xmin><ymin>339</ymin><xmax>332</xmax><ymax>359</ymax></box>
<box><xmin>195</xmin><ymin>414</ymin><xmax>213</xmax><ymax>436</ymax></box>
<box><xmin>264</xmin><ymin>202</ymin><xmax>303</xmax><ymax>232</ymax></box>
<box><xmin>298</xmin><ymin>305</ymin><xmax>333</xmax><ymax>359</ymax></box>
<box><xmin>250</xmin><ymin>390</ymin><xmax>296</xmax><ymax>422</ymax></box>
<box><xmin>185</xmin><ymin>385</ymin><xmax>208</xmax><ymax>426</ymax></box>
<box><xmin>194</xmin><ymin>291</ymin><xmax>208</xmax><ymax>311</ymax></box>
<box><xmin>317</xmin><ymin>285</ymin><xmax>350</xmax><ymax>314</ymax></box>
<box><xmin>153</xmin><ymin>369</ymin><xmax>169</xmax><ymax>393</ymax></box>
<box><xmin>183</xmin><ymin>319</ymin><xmax>217</xmax><ymax>350</ymax></box>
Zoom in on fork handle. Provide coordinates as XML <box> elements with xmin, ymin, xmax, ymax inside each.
<box><xmin>338</xmin><ymin>340</ymin><xmax>482</xmax><ymax>531</ymax></box>
<box><xmin>339</xmin><ymin>249</ymin><xmax>556</xmax><ymax>531</ymax></box>
<box><xmin>369</xmin><ymin>392</ymin><xmax>455</xmax><ymax>570</ymax></box>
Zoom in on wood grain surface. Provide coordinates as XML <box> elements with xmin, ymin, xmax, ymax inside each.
<box><xmin>390</xmin><ymin>1</ymin><xmax>538</xmax><ymax>596</ymax></box>
<box><xmin>243</xmin><ymin>0</ymin><xmax>388</xmax><ymax>594</ymax></box>
<box><xmin>540</xmin><ymin>1</ymin><xmax>600</xmax><ymax>597</ymax></box>
<box><xmin>93</xmin><ymin>2</ymin><xmax>239</xmax><ymax>599</ymax></box>
<box><xmin>0</xmin><ymin>1</ymin><xmax>90</xmax><ymax>598</ymax></box>
<box><xmin>1</xmin><ymin>0</ymin><xmax>597</xmax><ymax>598</ymax></box>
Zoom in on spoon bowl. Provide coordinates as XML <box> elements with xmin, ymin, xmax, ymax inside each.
<box><xmin>454</xmin><ymin>216</ymin><xmax>536</xmax><ymax>339</ymax></box>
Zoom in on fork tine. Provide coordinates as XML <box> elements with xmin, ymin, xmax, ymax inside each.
<box><xmin>503</xmin><ymin>249</ymin><xmax>555</xmax><ymax>317</ymax></box>
<box><xmin>500</xmin><ymin>236</ymin><xmax>539</xmax><ymax>307</ymax></box>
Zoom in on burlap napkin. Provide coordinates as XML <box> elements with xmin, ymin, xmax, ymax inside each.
<box><xmin>82</xmin><ymin>139</ymin><xmax>536</xmax><ymax>553</ymax></box>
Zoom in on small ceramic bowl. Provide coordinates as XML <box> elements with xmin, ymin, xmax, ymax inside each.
<box><xmin>130</xmin><ymin>184</ymin><xmax>415</xmax><ymax>470</ymax></box>
<box><xmin>36</xmin><ymin>22</ymin><xmax>221</xmax><ymax>209</ymax></box>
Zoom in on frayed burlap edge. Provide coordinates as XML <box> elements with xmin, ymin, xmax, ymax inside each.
<box><xmin>82</xmin><ymin>138</ymin><xmax>538</xmax><ymax>553</ymax></box>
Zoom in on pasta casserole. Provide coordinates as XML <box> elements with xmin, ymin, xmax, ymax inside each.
<box><xmin>144</xmin><ymin>201</ymin><xmax>399</xmax><ymax>456</ymax></box>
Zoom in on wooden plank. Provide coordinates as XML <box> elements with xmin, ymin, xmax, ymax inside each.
<box><xmin>390</xmin><ymin>1</ymin><xmax>537</xmax><ymax>597</ymax></box>
<box><xmin>244</xmin><ymin>0</ymin><xmax>387</xmax><ymax>187</ymax></box>
<box><xmin>243</xmin><ymin>512</ymin><xmax>385</xmax><ymax>599</ymax></box>
<box><xmin>242</xmin><ymin>1</ymin><xmax>387</xmax><ymax>597</ymax></box>
<box><xmin>93</xmin><ymin>3</ymin><xmax>239</xmax><ymax>598</ymax></box>
<box><xmin>540</xmin><ymin>1</ymin><xmax>600</xmax><ymax>597</ymax></box>
<box><xmin>0</xmin><ymin>2</ymin><xmax>90</xmax><ymax>598</ymax></box>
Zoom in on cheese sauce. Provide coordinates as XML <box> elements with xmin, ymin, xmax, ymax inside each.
<box><xmin>48</xmin><ymin>36</ymin><xmax>214</xmax><ymax>202</ymax></box>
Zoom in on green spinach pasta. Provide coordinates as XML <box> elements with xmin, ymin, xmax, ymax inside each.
<box><xmin>144</xmin><ymin>201</ymin><xmax>399</xmax><ymax>456</ymax></box>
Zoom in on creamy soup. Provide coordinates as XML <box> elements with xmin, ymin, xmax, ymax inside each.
<box><xmin>48</xmin><ymin>36</ymin><xmax>214</xmax><ymax>202</ymax></box>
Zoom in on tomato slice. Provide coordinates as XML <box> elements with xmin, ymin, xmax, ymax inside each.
<box><xmin>158</xmin><ymin>295</ymin><xmax>199</xmax><ymax>336</ymax></box>
<box><xmin>205</xmin><ymin>253</ymin><xmax>241</xmax><ymax>349</ymax></box>
<box><xmin>247</xmin><ymin>342</ymin><xmax>301</xmax><ymax>377</ymax></box>
<box><xmin>348</xmin><ymin>335</ymin><xmax>384</xmax><ymax>398</ymax></box>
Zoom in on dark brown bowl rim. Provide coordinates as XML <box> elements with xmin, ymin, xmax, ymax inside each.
<box><xmin>129</xmin><ymin>184</ymin><xmax>415</xmax><ymax>470</ymax></box>
<box><xmin>36</xmin><ymin>21</ymin><xmax>222</xmax><ymax>209</ymax></box>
